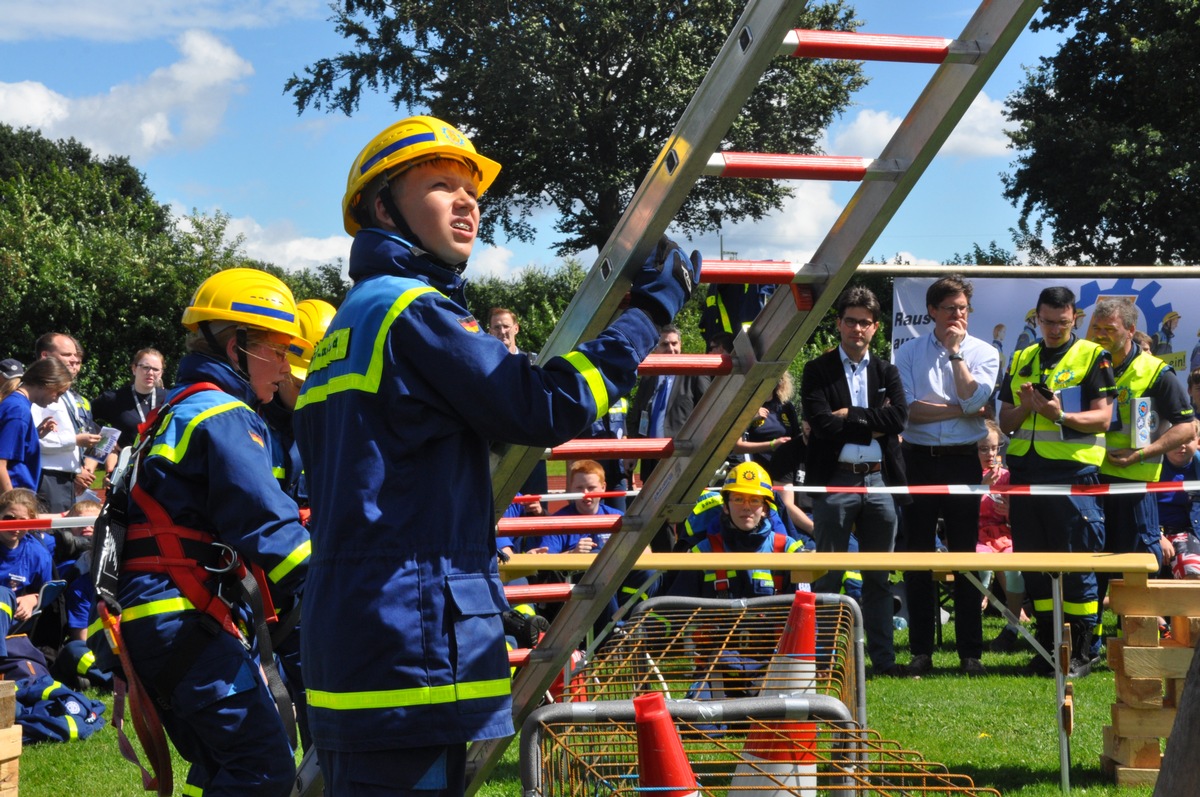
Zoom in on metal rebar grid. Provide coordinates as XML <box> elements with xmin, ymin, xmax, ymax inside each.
<box><xmin>559</xmin><ymin>596</ymin><xmax>865</xmax><ymax>727</ymax></box>
<box><xmin>521</xmin><ymin>696</ymin><xmax>1000</xmax><ymax>797</ymax></box>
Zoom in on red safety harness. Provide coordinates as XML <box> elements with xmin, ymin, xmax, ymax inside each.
<box><xmin>95</xmin><ymin>381</ymin><xmax>297</xmax><ymax>795</ymax></box>
<box><xmin>706</xmin><ymin>532</ymin><xmax>789</xmax><ymax>595</ymax></box>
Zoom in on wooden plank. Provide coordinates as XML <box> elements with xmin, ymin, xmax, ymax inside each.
<box><xmin>1122</xmin><ymin>645</ymin><xmax>1195</xmax><ymax>680</ymax></box>
<box><xmin>1170</xmin><ymin>615</ymin><xmax>1200</xmax><ymax>646</ymax></box>
<box><xmin>0</xmin><ymin>726</ymin><xmax>20</xmax><ymax>763</ymax></box>
<box><xmin>1110</xmin><ymin>580</ymin><xmax>1200</xmax><ymax>616</ymax></box>
<box><xmin>1107</xmin><ymin>637</ymin><xmax>1125</xmax><ymax>673</ymax></box>
<box><xmin>1111</xmin><ymin>702</ymin><xmax>1177</xmax><ymax>738</ymax></box>
<box><xmin>1116</xmin><ymin>674</ymin><xmax>1164</xmax><ymax>709</ymax></box>
<box><xmin>1122</xmin><ymin>615</ymin><xmax>1161</xmax><ymax>647</ymax></box>
<box><xmin>502</xmin><ymin>550</ymin><xmax>1160</xmax><ymax>575</ymax></box>
<box><xmin>1102</xmin><ymin>727</ymin><xmax>1162</xmax><ymax>768</ymax></box>
<box><xmin>1114</xmin><ymin>766</ymin><xmax>1160</xmax><ymax>787</ymax></box>
<box><xmin>0</xmin><ymin>684</ymin><xmax>14</xmax><ymax>731</ymax></box>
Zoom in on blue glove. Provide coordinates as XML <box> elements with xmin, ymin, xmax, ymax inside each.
<box><xmin>629</xmin><ymin>236</ymin><xmax>702</xmax><ymax>327</ymax></box>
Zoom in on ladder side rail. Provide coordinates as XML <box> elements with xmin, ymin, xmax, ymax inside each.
<box><xmin>488</xmin><ymin>0</ymin><xmax>809</xmax><ymax>510</ymax></box>
<box><xmin>757</xmin><ymin>0</ymin><xmax>1044</xmax><ymax>363</ymax></box>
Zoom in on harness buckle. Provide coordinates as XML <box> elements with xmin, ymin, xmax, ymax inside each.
<box><xmin>204</xmin><ymin>542</ymin><xmax>240</xmax><ymax>575</ymax></box>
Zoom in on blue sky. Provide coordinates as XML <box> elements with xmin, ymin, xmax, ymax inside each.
<box><xmin>0</xmin><ymin>1</ymin><xmax>1063</xmax><ymax>278</ymax></box>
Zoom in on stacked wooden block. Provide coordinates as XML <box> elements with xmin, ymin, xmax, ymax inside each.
<box><xmin>0</xmin><ymin>681</ymin><xmax>19</xmax><ymax>794</ymax></box>
<box><xmin>1102</xmin><ymin>578</ymin><xmax>1200</xmax><ymax>787</ymax></box>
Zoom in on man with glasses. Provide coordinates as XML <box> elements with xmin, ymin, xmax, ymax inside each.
<box><xmin>31</xmin><ymin>333</ymin><xmax>101</xmax><ymax>512</ymax></box>
<box><xmin>895</xmin><ymin>275</ymin><xmax>999</xmax><ymax>677</ymax></box>
<box><xmin>802</xmin><ymin>286</ymin><xmax>909</xmax><ymax>677</ymax></box>
<box><xmin>999</xmin><ymin>286</ymin><xmax>1115</xmax><ymax>677</ymax></box>
<box><xmin>1087</xmin><ymin>299</ymin><xmax>1193</xmax><ymax>659</ymax></box>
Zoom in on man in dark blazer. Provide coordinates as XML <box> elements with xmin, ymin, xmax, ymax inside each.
<box><xmin>802</xmin><ymin>286</ymin><xmax>909</xmax><ymax>677</ymax></box>
<box><xmin>628</xmin><ymin>324</ymin><xmax>712</xmax><ymax>483</ymax></box>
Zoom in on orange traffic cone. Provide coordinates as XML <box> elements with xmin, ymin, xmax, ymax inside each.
<box><xmin>730</xmin><ymin>590</ymin><xmax>819</xmax><ymax>797</ymax></box>
<box><xmin>634</xmin><ymin>692</ymin><xmax>699</xmax><ymax>797</ymax></box>
<box><xmin>759</xmin><ymin>590</ymin><xmax>817</xmax><ymax>697</ymax></box>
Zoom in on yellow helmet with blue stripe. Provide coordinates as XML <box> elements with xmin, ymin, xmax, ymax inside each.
<box><xmin>288</xmin><ymin>299</ymin><xmax>338</xmax><ymax>380</ymax></box>
<box><xmin>182</xmin><ymin>268</ymin><xmax>302</xmax><ymax>341</ymax></box>
<box><xmin>721</xmin><ymin>462</ymin><xmax>776</xmax><ymax>507</ymax></box>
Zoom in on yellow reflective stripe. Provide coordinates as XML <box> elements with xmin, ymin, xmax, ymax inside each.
<box><xmin>268</xmin><ymin>539</ymin><xmax>311</xmax><ymax>584</ymax></box>
<box><xmin>77</xmin><ymin>649</ymin><xmax>96</xmax><ymax>675</ymax></box>
<box><xmin>271</xmin><ymin>466</ymin><xmax>286</xmax><ymax>479</ymax></box>
<box><xmin>122</xmin><ymin>597</ymin><xmax>195</xmax><ymax>622</ymax></box>
<box><xmin>308</xmin><ymin>677</ymin><xmax>511</xmax><ymax>710</ymax></box>
<box><xmin>86</xmin><ymin>617</ymin><xmax>104</xmax><ymax>638</ymax></box>
<box><xmin>562</xmin><ymin>351</ymin><xmax>609</xmax><ymax>420</ymax></box>
<box><xmin>182</xmin><ymin>784</ymin><xmax>204</xmax><ymax>796</ymax></box>
<box><xmin>1063</xmin><ymin>599</ymin><xmax>1098</xmax><ymax>618</ymax></box>
<box><xmin>64</xmin><ymin>714</ymin><xmax>79</xmax><ymax>740</ymax></box>
<box><xmin>41</xmin><ymin>682</ymin><xmax>59</xmax><ymax>701</ymax></box>
<box><xmin>295</xmin><ymin>286</ymin><xmax>437</xmax><ymax>409</ymax></box>
<box><xmin>842</xmin><ymin>570</ymin><xmax>862</xmax><ymax>583</ymax></box>
<box><xmin>149</xmin><ymin>400</ymin><xmax>248</xmax><ymax>463</ymax></box>
<box><xmin>0</xmin><ymin>602</ymin><xmax>10</xmax><ymax>619</ymax></box>
<box><xmin>513</xmin><ymin>604</ymin><xmax>536</xmax><ymax>617</ymax></box>
<box><xmin>1032</xmin><ymin>598</ymin><xmax>1055</xmax><ymax>613</ymax></box>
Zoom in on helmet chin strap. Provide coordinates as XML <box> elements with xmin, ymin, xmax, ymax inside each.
<box><xmin>377</xmin><ymin>181</ymin><xmax>468</xmax><ymax>275</ymax></box>
<box><xmin>199</xmin><ymin>321</ymin><xmax>252</xmax><ymax>382</ymax></box>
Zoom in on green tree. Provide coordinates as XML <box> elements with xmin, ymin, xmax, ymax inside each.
<box><xmin>1003</xmin><ymin>0</ymin><xmax>1200</xmax><ymax>265</ymax></box>
<box><xmin>286</xmin><ymin>0</ymin><xmax>865</xmax><ymax>255</ymax></box>
<box><xmin>943</xmin><ymin>240</ymin><xmax>1018</xmax><ymax>266</ymax></box>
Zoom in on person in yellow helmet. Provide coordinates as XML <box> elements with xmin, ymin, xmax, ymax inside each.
<box><xmin>667</xmin><ymin>462</ymin><xmax>806</xmax><ymax>599</ymax></box>
<box><xmin>294</xmin><ymin>116</ymin><xmax>699</xmax><ymax>795</ymax></box>
<box><xmin>1152</xmin><ymin>309</ymin><xmax>1182</xmax><ymax>356</ymax></box>
<box><xmin>92</xmin><ymin>268</ymin><xmax>312</xmax><ymax>796</ymax></box>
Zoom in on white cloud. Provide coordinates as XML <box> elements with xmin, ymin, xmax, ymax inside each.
<box><xmin>829</xmin><ymin>91</ymin><xmax>1009</xmax><ymax>163</ymax></box>
<box><xmin>942</xmin><ymin>91</ymin><xmax>1009</xmax><ymax>158</ymax></box>
<box><xmin>0</xmin><ymin>0</ymin><xmax>324</xmax><ymax>42</ymax></box>
<box><xmin>0</xmin><ymin>30</ymin><xmax>253</xmax><ymax>159</ymax></box>
<box><xmin>225</xmin><ymin>214</ymin><xmax>351</xmax><ymax>274</ymax></box>
<box><xmin>471</xmin><ymin>245</ymin><xmax>525</xmax><ymax>279</ymax></box>
<box><xmin>832</xmin><ymin>108</ymin><xmax>901</xmax><ymax>156</ymax></box>
<box><xmin>696</xmin><ymin>181</ymin><xmax>844</xmax><ymax>266</ymax></box>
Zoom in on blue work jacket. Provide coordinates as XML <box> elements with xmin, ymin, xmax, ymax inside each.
<box><xmin>293</xmin><ymin>229</ymin><xmax>659</xmax><ymax>751</ymax></box>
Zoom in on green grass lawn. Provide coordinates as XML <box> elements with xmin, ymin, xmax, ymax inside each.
<box><xmin>17</xmin><ymin>614</ymin><xmax>1158</xmax><ymax>796</ymax></box>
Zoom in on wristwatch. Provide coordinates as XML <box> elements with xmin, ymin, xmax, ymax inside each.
<box><xmin>948</xmin><ymin>353</ymin><xmax>964</xmax><ymax>362</ymax></box>
<box><xmin>1053</xmin><ymin>411</ymin><xmax>1065</xmax><ymax>425</ymax></box>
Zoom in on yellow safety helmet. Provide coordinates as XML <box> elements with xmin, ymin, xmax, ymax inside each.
<box><xmin>1164</xmin><ymin>311</ymin><xmax>1181</xmax><ymax>323</ymax></box>
<box><xmin>288</xmin><ymin>299</ymin><xmax>338</xmax><ymax>380</ymax></box>
<box><xmin>721</xmin><ymin>462</ymin><xmax>776</xmax><ymax>507</ymax></box>
<box><xmin>342</xmin><ymin>115</ymin><xmax>502</xmax><ymax>236</ymax></box>
<box><xmin>182</xmin><ymin>268</ymin><xmax>302</xmax><ymax>341</ymax></box>
<box><xmin>1025</xmin><ymin>308</ymin><xmax>1037</xmax><ymax>323</ymax></box>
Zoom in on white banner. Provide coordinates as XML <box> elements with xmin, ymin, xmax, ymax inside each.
<box><xmin>892</xmin><ymin>276</ymin><xmax>1199</xmax><ymax>392</ymax></box>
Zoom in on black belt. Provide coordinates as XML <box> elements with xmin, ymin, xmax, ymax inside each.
<box><xmin>837</xmin><ymin>461</ymin><xmax>881</xmax><ymax>474</ymax></box>
<box><xmin>904</xmin><ymin>443</ymin><xmax>977</xmax><ymax>457</ymax></box>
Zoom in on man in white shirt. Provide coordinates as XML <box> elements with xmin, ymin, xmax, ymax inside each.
<box><xmin>31</xmin><ymin>333</ymin><xmax>100</xmax><ymax>512</ymax></box>
<box><xmin>895</xmin><ymin>275</ymin><xmax>1000</xmax><ymax>677</ymax></box>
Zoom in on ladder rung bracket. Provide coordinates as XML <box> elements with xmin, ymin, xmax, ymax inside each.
<box><xmin>704</xmin><ymin>152</ymin><xmax>903</xmax><ymax>181</ymax></box>
<box><xmin>638</xmin><ymin>353</ymin><xmax>733</xmax><ymax>376</ymax></box>
<box><xmin>782</xmin><ymin>29</ymin><xmax>955</xmax><ymax>63</ymax></box>
<box><xmin>498</xmin><ymin>514</ymin><xmax>623</xmax><ymax>537</ymax></box>
<box><xmin>503</xmin><ymin>582</ymin><xmax>575</xmax><ymax>604</ymax></box>
<box><xmin>547</xmin><ymin>438</ymin><xmax>673</xmax><ymax>461</ymax></box>
<box><xmin>790</xmin><ymin>284</ymin><xmax>816</xmax><ymax>311</ymax></box>
<box><xmin>702</xmin><ymin>260</ymin><xmax>798</xmax><ymax>284</ymax></box>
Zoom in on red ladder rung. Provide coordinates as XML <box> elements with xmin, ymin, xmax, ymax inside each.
<box><xmin>784</xmin><ymin>29</ymin><xmax>953</xmax><ymax>64</ymax></box>
<box><xmin>498</xmin><ymin>514</ymin><xmax>623</xmax><ymax>537</ymax></box>
<box><xmin>638</xmin><ymin>353</ymin><xmax>732</xmax><ymax>376</ymax></box>
<box><xmin>703</xmin><ymin>260</ymin><xmax>798</xmax><ymax>284</ymax></box>
<box><xmin>508</xmin><ymin>648</ymin><xmax>531</xmax><ymax>667</ymax></box>
<box><xmin>504</xmin><ymin>582</ymin><xmax>575</xmax><ymax>604</ymax></box>
<box><xmin>549</xmin><ymin>438</ymin><xmax>673</xmax><ymax>461</ymax></box>
<box><xmin>704</xmin><ymin>152</ymin><xmax>879</xmax><ymax>181</ymax></box>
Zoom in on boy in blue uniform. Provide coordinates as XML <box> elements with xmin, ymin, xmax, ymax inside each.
<box><xmin>294</xmin><ymin>116</ymin><xmax>699</xmax><ymax>796</ymax></box>
<box><xmin>96</xmin><ymin>269</ymin><xmax>312</xmax><ymax>796</ymax></box>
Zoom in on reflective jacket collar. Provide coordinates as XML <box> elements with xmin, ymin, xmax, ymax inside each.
<box><xmin>719</xmin><ymin>513</ymin><xmax>773</xmax><ymax>552</ymax></box>
<box><xmin>175</xmin><ymin>353</ymin><xmax>261</xmax><ymax>408</ymax></box>
<box><xmin>349</xmin><ymin>228</ymin><xmax>467</xmax><ymax>299</ymax></box>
